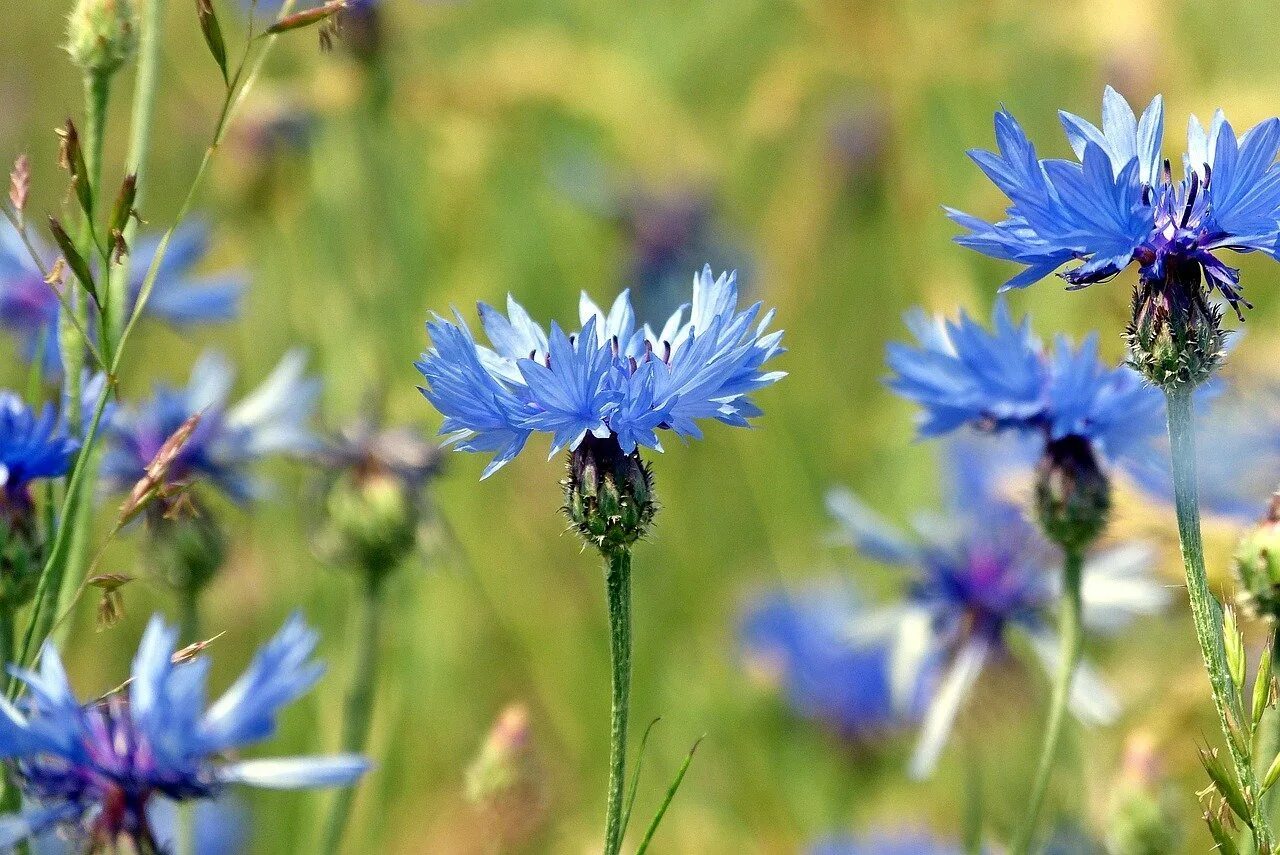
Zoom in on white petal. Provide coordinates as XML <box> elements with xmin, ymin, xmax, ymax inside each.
<box><xmin>890</xmin><ymin>607</ymin><xmax>935</xmax><ymax>714</ymax></box>
<box><xmin>1027</xmin><ymin>629</ymin><xmax>1120</xmax><ymax>726</ymax></box>
<box><xmin>909</xmin><ymin>639</ymin><xmax>988</xmax><ymax>779</ymax></box>
<box><xmin>219</xmin><ymin>755</ymin><xmax>370</xmax><ymax>789</ymax></box>
<box><xmin>1081</xmin><ymin>542</ymin><xmax>1170</xmax><ymax>633</ymax></box>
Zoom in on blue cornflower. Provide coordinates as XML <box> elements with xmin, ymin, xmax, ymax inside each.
<box><xmin>0</xmin><ymin>391</ymin><xmax>81</xmax><ymax>516</ymax></box>
<box><xmin>102</xmin><ymin>350</ymin><xmax>320</xmax><ymax>502</ymax></box>
<box><xmin>0</xmin><ymin>220</ymin><xmax>244</xmax><ymax>376</ymax></box>
<box><xmin>416</xmin><ymin>265</ymin><xmax>785</xmax><ymax>477</ymax></box>
<box><xmin>949</xmin><ymin>86</ymin><xmax>1280</xmax><ymax>314</ymax></box>
<box><xmin>809</xmin><ymin>831</ymin><xmax>966</xmax><ymax>855</ymax></box>
<box><xmin>0</xmin><ymin>613</ymin><xmax>368</xmax><ymax>850</ymax></box>
<box><xmin>739</xmin><ymin>585</ymin><xmax>912</xmax><ymax>738</ymax></box>
<box><xmin>831</xmin><ymin>437</ymin><xmax>1167</xmax><ymax>777</ymax></box>
<box><xmin>886</xmin><ymin>300</ymin><xmax>1165</xmax><ymax>475</ymax></box>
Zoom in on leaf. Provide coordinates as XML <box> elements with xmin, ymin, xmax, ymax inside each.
<box><xmin>620</xmin><ymin>717</ymin><xmax>661</xmax><ymax>838</ymax></box>
<box><xmin>195</xmin><ymin>0</ymin><xmax>229</xmax><ymax>85</ymax></box>
<box><xmin>47</xmin><ymin>216</ymin><xmax>98</xmax><ymax>305</ymax></box>
<box><xmin>634</xmin><ymin>736</ymin><xmax>703</xmax><ymax>855</ymax></box>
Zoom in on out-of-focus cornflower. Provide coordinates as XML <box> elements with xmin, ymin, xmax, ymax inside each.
<box><xmin>948</xmin><ymin>86</ymin><xmax>1280</xmax><ymax>315</ymax></box>
<box><xmin>416</xmin><ymin>265</ymin><xmax>785</xmax><ymax>478</ymax></box>
<box><xmin>739</xmin><ymin>585</ymin><xmax>911</xmax><ymax>738</ymax></box>
<box><xmin>825</xmin><ymin>101</ymin><xmax>889</xmax><ymax>181</ymax></box>
<box><xmin>0</xmin><ymin>392</ymin><xmax>79</xmax><ymax>517</ymax></box>
<box><xmin>102</xmin><ymin>349</ymin><xmax>320</xmax><ymax>503</ymax></box>
<box><xmin>830</xmin><ymin>439</ymin><xmax>1167</xmax><ymax>778</ymax></box>
<box><xmin>0</xmin><ymin>613</ymin><xmax>367</xmax><ymax>851</ymax></box>
<box><xmin>0</xmin><ymin>221</ymin><xmax>243</xmax><ymax>376</ymax></box>
<box><xmin>809</xmin><ymin>830</ymin><xmax>967</xmax><ymax>855</ymax></box>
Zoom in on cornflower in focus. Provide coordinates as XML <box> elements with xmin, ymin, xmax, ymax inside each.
<box><xmin>0</xmin><ymin>613</ymin><xmax>367</xmax><ymax>851</ymax></box>
<box><xmin>830</xmin><ymin>439</ymin><xmax>1167</xmax><ymax>777</ymax></box>
<box><xmin>739</xmin><ymin>585</ymin><xmax>912</xmax><ymax>739</ymax></box>
<box><xmin>0</xmin><ymin>220</ymin><xmax>243</xmax><ymax>376</ymax></box>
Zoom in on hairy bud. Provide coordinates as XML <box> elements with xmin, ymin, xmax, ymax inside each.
<box><xmin>1232</xmin><ymin>493</ymin><xmax>1280</xmax><ymax>621</ymax></box>
<box><xmin>1035</xmin><ymin>434</ymin><xmax>1111</xmax><ymax>551</ymax></box>
<box><xmin>1126</xmin><ymin>265</ymin><xmax>1225</xmax><ymax>390</ymax></box>
<box><xmin>564</xmin><ymin>435</ymin><xmax>656</xmax><ymax>554</ymax></box>
<box><xmin>66</xmin><ymin>0</ymin><xmax>139</xmax><ymax>76</ymax></box>
<box><xmin>324</xmin><ymin>470</ymin><xmax>418</xmax><ymax>578</ymax></box>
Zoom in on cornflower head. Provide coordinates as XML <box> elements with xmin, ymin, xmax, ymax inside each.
<box><xmin>0</xmin><ymin>220</ymin><xmax>244</xmax><ymax>377</ymax></box>
<box><xmin>0</xmin><ymin>613</ymin><xmax>368</xmax><ymax>852</ymax></box>
<box><xmin>739</xmin><ymin>585</ymin><xmax>913</xmax><ymax>739</ymax></box>
<box><xmin>887</xmin><ymin>300</ymin><xmax>1165</xmax><ymax>549</ymax></box>
<box><xmin>830</xmin><ymin>437</ymin><xmax>1168</xmax><ymax>778</ymax></box>
<box><xmin>416</xmin><ymin>264</ymin><xmax>784</xmax><ymax>550</ymax></box>
<box><xmin>102</xmin><ymin>349</ymin><xmax>320</xmax><ymax>505</ymax></box>
<box><xmin>950</xmin><ymin>87</ymin><xmax>1280</xmax><ymax>387</ymax></box>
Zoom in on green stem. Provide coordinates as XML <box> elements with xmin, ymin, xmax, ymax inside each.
<box><xmin>603</xmin><ymin>548</ymin><xmax>632</xmax><ymax>855</ymax></box>
<box><xmin>1012</xmin><ymin>546</ymin><xmax>1084</xmax><ymax>855</ymax></box>
<box><xmin>1167</xmin><ymin>384</ymin><xmax>1274</xmax><ymax>848</ymax></box>
<box><xmin>319</xmin><ymin>573</ymin><xmax>385</xmax><ymax>855</ymax></box>
<box><xmin>107</xmin><ymin>0</ymin><xmax>165</xmax><ymax>345</ymax></box>
<box><xmin>962</xmin><ymin>720</ymin><xmax>983</xmax><ymax>855</ymax></box>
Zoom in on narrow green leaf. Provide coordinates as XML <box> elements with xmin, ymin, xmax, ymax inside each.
<box><xmin>195</xmin><ymin>0</ymin><xmax>229</xmax><ymax>85</ymax></box>
<box><xmin>620</xmin><ymin>717</ymin><xmax>661</xmax><ymax>839</ymax></box>
<box><xmin>1255</xmin><ymin>644</ymin><xmax>1273</xmax><ymax>730</ymax></box>
<box><xmin>634</xmin><ymin>737</ymin><xmax>703</xmax><ymax>855</ymax></box>
<box><xmin>47</xmin><ymin>217</ymin><xmax>98</xmax><ymax>305</ymax></box>
<box><xmin>1263</xmin><ymin>751</ymin><xmax>1280</xmax><ymax>793</ymax></box>
<box><xmin>1199</xmin><ymin>746</ymin><xmax>1254</xmax><ymax>828</ymax></box>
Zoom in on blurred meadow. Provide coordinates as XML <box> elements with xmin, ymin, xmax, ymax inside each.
<box><xmin>6</xmin><ymin>0</ymin><xmax>1280</xmax><ymax>852</ymax></box>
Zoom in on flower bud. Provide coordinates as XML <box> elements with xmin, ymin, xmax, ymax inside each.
<box><xmin>0</xmin><ymin>493</ymin><xmax>43</xmax><ymax>609</ymax></box>
<box><xmin>563</xmin><ymin>435</ymin><xmax>656</xmax><ymax>554</ymax></box>
<box><xmin>1105</xmin><ymin>732</ymin><xmax>1183</xmax><ymax>855</ymax></box>
<box><xmin>150</xmin><ymin>506</ymin><xmax>227</xmax><ymax>600</ymax></box>
<box><xmin>66</xmin><ymin>0</ymin><xmax>139</xmax><ymax>76</ymax></box>
<box><xmin>464</xmin><ymin>703</ymin><xmax>548</xmax><ymax>850</ymax></box>
<box><xmin>1125</xmin><ymin>267</ymin><xmax>1224</xmax><ymax>390</ymax></box>
<box><xmin>1035</xmin><ymin>435</ymin><xmax>1111</xmax><ymax>551</ymax></box>
<box><xmin>1232</xmin><ymin>493</ymin><xmax>1280</xmax><ymax>621</ymax></box>
<box><xmin>324</xmin><ymin>470</ymin><xmax>418</xmax><ymax>578</ymax></box>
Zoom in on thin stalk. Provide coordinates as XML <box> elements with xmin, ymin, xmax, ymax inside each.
<box><xmin>962</xmin><ymin>718</ymin><xmax>983</xmax><ymax>855</ymax></box>
<box><xmin>320</xmin><ymin>573</ymin><xmax>385</xmax><ymax>855</ymax></box>
<box><xmin>0</xmin><ymin>604</ymin><xmax>19</xmax><ymax>838</ymax></box>
<box><xmin>1261</xmin><ymin>633</ymin><xmax>1280</xmax><ymax>828</ymax></box>
<box><xmin>1012</xmin><ymin>546</ymin><xmax>1084</xmax><ymax>854</ymax></box>
<box><xmin>1167</xmin><ymin>384</ymin><xmax>1274</xmax><ymax>847</ymax></box>
<box><xmin>603</xmin><ymin>548</ymin><xmax>633</xmax><ymax>855</ymax></box>
<box><xmin>107</xmin><ymin>0</ymin><xmax>166</xmax><ymax>345</ymax></box>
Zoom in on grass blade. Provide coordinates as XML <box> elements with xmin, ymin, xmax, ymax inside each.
<box><xmin>620</xmin><ymin>717</ymin><xmax>661</xmax><ymax>838</ymax></box>
<box><xmin>634</xmin><ymin>736</ymin><xmax>703</xmax><ymax>855</ymax></box>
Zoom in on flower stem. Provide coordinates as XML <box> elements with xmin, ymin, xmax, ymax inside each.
<box><xmin>320</xmin><ymin>573</ymin><xmax>385</xmax><ymax>855</ymax></box>
<box><xmin>603</xmin><ymin>546</ymin><xmax>632</xmax><ymax>855</ymax></box>
<box><xmin>961</xmin><ymin>715</ymin><xmax>983</xmax><ymax>855</ymax></box>
<box><xmin>1012</xmin><ymin>545</ymin><xmax>1084</xmax><ymax>855</ymax></box>
<box><xmin>1166</xmin><ymin>384</ymin><xmax>1274</xmax><ymax>848</ymax></box>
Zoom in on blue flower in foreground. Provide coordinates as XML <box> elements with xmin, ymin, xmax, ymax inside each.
<box><xmin>740</xmin><ymin>586</ymin><xmax>912</xmax><ymax>738</ymax></box>
<box><xmin>416</xmin><ymin>265</ymin><xmax>785</xmax><ymax>477</ymax></box>
<box><xmin>831</xmin><ymin>438</ymin><xmax>1168</xmax><ymax>777</ymax></box>
<box><xmin>0</xmin><ymin>220</ymin><xmax>244</xmax><ymax>376</ymax></box>
<box><xmin>0</xmin><ymin>613</ymin><xmax>368</xmax><ymax>850</ymax></box>
<box><xmin>0</xmin><ymin>392</ymin><xmax>80</xmax><ymax>514</ymax></box>
<box><xmin>810</xmin><ymin>830</ymin><xmax>966</xmax><ymax>855</ymax></box>
<box><xmin>950</xmin><ymin>86</ymin><xmax>1280</xmax><ymax>313</ymax></box>
<box><xmin>886</xmin><ymin>300</ymin><xmax>1165</xmax><ymax>474</ymax></box>
<box><xmin>102</xmin><ymin>350</ymin><xmax>320</xmax><ymax>502</ymax></box>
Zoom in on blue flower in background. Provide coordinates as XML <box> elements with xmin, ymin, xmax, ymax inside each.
<box><xmin>0</xmin><ymin>220</ymin><xmax>244</xmax><ymax>376</ymax></box>
<box><xmin>33</xmin><ymin>795</ymin><xmax>248</xmax><ymax>855</ymax></box>
<box><xmin>809</xmin><ymin>830</ymin><xmax>966</xmax><ymax>855</ymax></box>
<box><xmin>740</xmin><ymin>585</ymin><xmax>912</xmax><ymax>738</ymax></box>
<box><xmin>0</xmin><ymin>390</ymin><xmax>82</xmax><ymax>513</ymax></box>
<box><xmin>949</xmin><ymin>86</ymin><xmax>1280</xmax><ymax>313</ymax></box>
<box><xmin>416</xmin><ymin>265</ymin><xmax>786</xmax><ymax>477</ymax></box>
<box><xmin>0</xmin><ymin>613</ymin><xmax>368</xmax><ymax>851</ymax></box>
<box><xmin>102</xmin><ymin>350</ymin><xmax>320</xmax><ymax>502</ymax></box>
<box><xmin>830</xmin><ymin>437</ymin><xmax>1167</xmax><ymax>777</ymax></box>
<box><xmin>886</xmin><ymin>300</ymin><xmax>1165</xmax><ymax>476</ymax></box>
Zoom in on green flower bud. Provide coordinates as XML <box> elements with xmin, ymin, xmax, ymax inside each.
<box><xmin>150</xmin><ymin>507</ymin><xmax>227</xmax><ymax>600</ymax></box>
<box><xmin>67</xmin><ymin>0</ymin><xmax>139</xmax><ymax>76</ymax></box>
<box><xmin>1232</xmin><ymin>494</ymin><xmax>1280</xmax><ymax>621</ymax></box>
<box><xmin>1125</xmin><ymin>266</ymin><xmax>1225</xmax><ymax>391</ymax></box>
<box><xmin>563</xmin><ymin>435</ymin><xmax>656</xmax><ymax>554</ymax></box>
<box><xmin>1105</xmin><ymin>733</ymin><xmax>1183</xmax><ymax>855</ymax></box>
<box><xmin>324</xmin><ymin>470</ymin><xmax>418</xmax><ymax>577</ymax></box>
<box><xmin>1035</xmin><ymin>435</ymin><xmax>1111</xmax><ymax>551</ymax></box>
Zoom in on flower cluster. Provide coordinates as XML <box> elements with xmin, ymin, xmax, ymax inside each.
<box><xmin>416</xmin><ymin>265</ymin><xmax>785</xmax><ymax>477</ymax></box>
<box><xmin>102</xmin><ymin>350</ymin><xmax>320</xmax><ymax>503</ymax></box>
<box><xmin>0</xmin><ymin>220</ymin><xmax>243</xmax><ymax>376</ymax></box>
<box><xmin>0</xmin><ymin>613</ymin><xmax>367</xmax><ymax>850</ymax></box>
<box><xmin>948</xmin><ymin>86</ymin><xmax>1280</xmax><ymax>314</ymax></box>
<box><xmin>829</xmin><ymin>438</ymin><xmax>1167</xmax><ymax>778</ymax></box>
<box><xmin>886</xmin><ymin>300</ymin><xmax>1164</xmax><ymax>474</ymax></box>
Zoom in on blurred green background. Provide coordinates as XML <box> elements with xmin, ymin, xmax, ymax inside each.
<box><xmin>6</xmin><ymin>0</ymin><xmax>1280</xmax><ymax>851</ymax></box>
